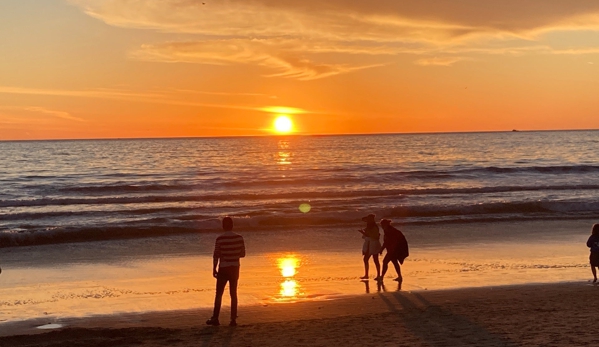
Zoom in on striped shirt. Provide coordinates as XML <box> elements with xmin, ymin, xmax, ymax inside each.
<box><xmin>213</xmin><ymin>231</ymin><xmax>245</xmax><ymax>268</ymax></box>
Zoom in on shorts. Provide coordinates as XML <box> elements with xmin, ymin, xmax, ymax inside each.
<box><xmin>590</xmin><ymin>252</ymin><xmax>599</xmax><ymax>267</ymax></box>
<box><xmin>362</xmin><ymin>238</ymin><xmax>381</xmax><ymax>256</ymax></box>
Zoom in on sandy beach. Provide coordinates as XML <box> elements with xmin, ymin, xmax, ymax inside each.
<box><xmin>2</xmin><ymin>282</ymin><xmax>599</xmax><ymax>346</ymax></box>
<box><xmin>1</xmin><ymin>219</ymin><xmax>597</xmax><ymax>346</ymax></box>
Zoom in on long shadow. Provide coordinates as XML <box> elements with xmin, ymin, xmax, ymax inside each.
<box><xmin>377</xmin><ymin>291</ymin><xmax>517</xmax><ymax>347</ymax></box>
<box><xmin>218</xmin><ymin>326</ymin><xmax>236</xmax><ymax>347</ymax></box>
<box><xmin>197</xmin><ymin>325</ymin><xmax>237</xmax><ymax>347</ymax></box>
<box><xmin>197</xmin><ymin>326</ymin><xmax>218</xmax><ymax>347</ymax></box>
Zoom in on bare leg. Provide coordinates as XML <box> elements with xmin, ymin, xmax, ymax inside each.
<box><xmin>381</xmin><ymin>261</ymin><xmax>389</xmax><ymax>278</ymax></box>
<box><xmin>391</xmin><ymin>259</ymin><xmax>402</xmax><ymax>281</ymax></box>
<box><xmin>592</xmin><ymin>266</ymin><xmax>597</xmax><ymax>282</ymax></box>
<box><xmin>373</xmin><ymin>254</ymin><xmax>381</xmax><ymax>280</ymax></box>
<box><xmin>381</xmin><ymin>253</ymin><xmax>392</xmax><ymax>278</ymax></box>
<box><xmin>361</xmin><ymin>254</ymin><xmax>370</xmax><ymax>279</ymax></box>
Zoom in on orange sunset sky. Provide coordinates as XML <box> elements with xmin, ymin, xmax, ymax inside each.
<box><xmin>2</xmin><ymin>0</ymin><xmax>599</xmax><ymax>140</ymax></box>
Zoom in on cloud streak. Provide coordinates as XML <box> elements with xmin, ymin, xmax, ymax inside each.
<box><xmin>23</xmin><ymin>107</ymin><xmax>85</xmax><ymax>122</ymax></box>
<box><xmin>70</xmin><ymin>0</ymin><xmax>599</xmax><ymax>40</ymax></box>
<box><xmin>131</xmin><ymin>39</ymin><xmax>384</xmax><ymax>80</ymax></box>
<box><xmin>0</xmin><ymin>86</ymin><xmax>312</xmax><ymax>113</ymax></box>
<box><xmin>415</xmin><ymin>56</ymin><xmax>467</xmax><ymax>67</ymax></box>
<box><xmin>0</xmin><ymin>106</ymin><xmax>82</xmax><ymax>128</ymax></box>
<box><xmin>69</xmin><ymin>0</ymin><xmax>599</xmax><ymax>78</ymax></box>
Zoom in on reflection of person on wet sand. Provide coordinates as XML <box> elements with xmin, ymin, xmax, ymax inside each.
<box><xmin>586</xmin><ymin>223</ymin><xmax>599</xmax><ymax>283</ymax></box>
<box><xmin>379</xmin><ymin>219</ymin><xmax>409</xmax><ymax>283</ymax></box>
<box><xmin>358</xmin><ymin>214</ymin><xmax>381</xmax><ymax>280</ymax></box>
<box><xmin>363</xmin><ymin>280</ymin><xmax>386</xmax><ymax>294</ymax></box>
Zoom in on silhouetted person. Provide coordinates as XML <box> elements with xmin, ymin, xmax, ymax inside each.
<box><xmin>358</xmin><ymin>214</ymin><xmax>381</xmax><ymax>280</ymax></box>
<box><xmin>206</xmin><ymin>217</ymin><xmax>246</xmax><ymax>327</ymax></box>
<box><xmin>586</xmin><ymin>224</ymin><xmax>599</xmax><ymax>283</ymax></box>
<box><xmin>379</xmin><ymin>219</ymin><xmax>409</xmax><ymax>283</ymax></box>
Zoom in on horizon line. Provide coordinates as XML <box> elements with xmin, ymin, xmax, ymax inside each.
<box><xmin>1</xmin><ymin>128</ymin><xmax>598</xmax><ymax>142</ymax></box>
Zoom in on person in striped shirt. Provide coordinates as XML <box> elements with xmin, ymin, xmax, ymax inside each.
<box><xmin>206</xmin><ymin>216</ymin><xmax>246</xmax><ymax>327</ymax></box>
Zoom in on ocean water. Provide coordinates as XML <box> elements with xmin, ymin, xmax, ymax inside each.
<box><xmin>1</xmin><ymin>130</ymin><xmax>599</xmax><ymax>247</ymax></box>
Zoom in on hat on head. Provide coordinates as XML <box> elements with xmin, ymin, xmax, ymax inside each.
<box><xmin>361</xmin><ymin>214</ymin><xmax>376</xmax><ymax>222</ymax></box>
<box><xmin>380</xmin><ymin>219</ymin><xmax>392</xmax><ymax>226</ymax></box>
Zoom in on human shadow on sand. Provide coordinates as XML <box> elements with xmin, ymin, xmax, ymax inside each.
<box><xmin>378</xmin><ymin>291</ymin><xmax>517</xmax><ymax>347</ymax></box>
<box><xmin>197</xmin><ymin>325</ymin><xmax>236</xmax><ymax>347</ymax></box>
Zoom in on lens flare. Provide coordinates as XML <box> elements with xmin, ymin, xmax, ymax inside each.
<box><xmin>299</xmin><ymin>203</ymin><xmax>311</xmax><ymax>213</ymax></box>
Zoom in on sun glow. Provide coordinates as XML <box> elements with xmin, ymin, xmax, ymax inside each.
<box><xmin>278</xmin><ymin>256</ymin><xmax>299</xmax><ymax>278</ymax></box>
<box><xmin>280</xmin><ymin>279</ymin><xmax>298</xmax><ymax>297</ymax></box>
<box><xmin>273</xmin><ymin>115</ymin><xmax>293</xmax><ymax>134</ymax></box>
<box><xmin>277</xmin><ymin>256</ymin><xmax>301</xmax><ymax>298</ymax></box>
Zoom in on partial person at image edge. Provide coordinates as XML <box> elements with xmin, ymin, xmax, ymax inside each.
<box><xmin>586</xmin><ymin>223</ymin><xmax>599</xmax><ymax>283</ymax></box>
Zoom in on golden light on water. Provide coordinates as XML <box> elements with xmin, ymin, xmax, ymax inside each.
<box><xmin>273</xmin><ymin>115</ymin><xmax>293</xmax><ymax>134</ymax></box>
<box><xmin>276</xmin><ymin>139</ymin><xmax>292</xmax><ymax>166</ymax></box>
<box><xmin>280</xmin><ymin>279</ymin><xmax>298</xmax><ymax>297</ymax></box>
<box><xmin>277</xmin><ymin>255</ymin><xmax>301</xmax><ymax>298</ymax></box>
<box><xmin>278</xmin><ymin>256</ymin><xmax>299</xmax><ymax>277</ymax></box>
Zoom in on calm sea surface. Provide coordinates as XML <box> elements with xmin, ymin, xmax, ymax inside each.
<box><xmin>1</xmin><ymin>131</ymin><xmax>599</xmax><ymax>247</ymax></box>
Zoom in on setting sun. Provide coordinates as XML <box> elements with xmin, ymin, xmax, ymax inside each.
<box><xmin>273</xmin><ymin>115</ymin><xmax>293</xmax><ymax>134</ymax></box>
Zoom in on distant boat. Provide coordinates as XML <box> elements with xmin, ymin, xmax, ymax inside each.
<box><xmin>512</xmin><ymin>129</ymin><xmax>519</xmax><ymax>132</ymax></box>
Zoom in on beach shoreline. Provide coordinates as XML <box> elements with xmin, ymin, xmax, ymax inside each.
<box><xmin>1</xmin><ymin>219</ymin><xmax>595</xmax><ymax>328</ymax></box>
<box><xmin>3</xmin><ymin>281</ymin><xmax>599</xmax><ymax>346</ymax></box>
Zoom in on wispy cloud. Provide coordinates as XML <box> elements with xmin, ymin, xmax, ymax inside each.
<box><xmin>69</xmin><ymin>0</ymin><xmax>599</xmax><ymax>40</ymax></box>
<box><xmin>69</xmin><ymin>0</ymin><xmax>599</xmax><ymax>78</ymax></box>
<box><xmin>415</xmin><ymin>56</ymin><xmax>468</xmax><ymax>66</ymax></box>
<box><xmin>131</xmin><ymin>39</ymin><xmax>384</xmax><ymax>80</ymax></box>
<box><xmin>0</xmin><ymin>106</ymin><xmax>79</xmax><ymax>127</ymax></box>
<box><xmin>260</xmin><ymin>106</ymin><xmax>308</xmax><ymax>114</ymax></box>
<box><xmin>173</xmin><ymin>89</ymin><xmax>276</xmax><ymax>98</ymax></box>
<box><xmin>23</xmin><ymin>107</ymin><xmax>85</xmax><ymax>122</ymax></box>
<box><xmin>0</xmin><ymin>86</ymin><xmax>163</xmax><ymax>100</ymax></box>
<box><xmin>0</xmin><ymin>86</ymin><xmax>312</xmax><ymax>113</ymax></box>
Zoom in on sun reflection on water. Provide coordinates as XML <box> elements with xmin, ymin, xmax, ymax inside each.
<box><xmin>279</xmin><ymin>257</ymin><xmax>298</xmax><ymax>278</ymax></box>
<box><xmin>277</xmin><ymin>255</ymin><xmax>302</xmax><ymax>299</ymax></box>
<box><xmin>280</xmin><ymin>279</ymin><xmax>298</xmax><ymax>297</ymax></box>
<box><xmin>276</xmin><ymin>140</ymin><xmax>292</xmax><ymax>166</ymax></box>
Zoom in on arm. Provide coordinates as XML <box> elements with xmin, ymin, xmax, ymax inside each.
<box><xmin>587</xmin><ymin>236</ymin><xmax>594</xmax><ymax>248</ymax></box>
<box><xmin>240</xmin><ymin>238</ymin><xmax>246</xmax><ymax>258</ymax></box>
<box><xmin>379</xmin><ymin>242</ymin><xmax>387</xmax><ymax>254</ymax></box>
<box><xmin>213</xmin><ymin>238</ymin><xmax>221</xmax><ymax>278</ymax></box>
<box><xmin>212</xmin><ymin>258</ymin><xmax>219</xmax><ymax>278</ymax></box>
<box><xmin>380</xmin><ymin>233</ymin><xmax>388</xmax><ymax>254</ymax></box>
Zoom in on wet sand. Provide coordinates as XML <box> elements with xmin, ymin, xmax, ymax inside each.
<box><xmin>1</xmin><ymin>219</ymin><xmax>596</xmax><ymax>345</ymax></box>
<box><xmin>1</xmin><ymin>219</ymin><xmax>593</xmax><ymax>324</ymax></box>
<box><xmin>3</xmin><ymin>282</ymin><xmax>599</xmax><ymax>346</ymax></box>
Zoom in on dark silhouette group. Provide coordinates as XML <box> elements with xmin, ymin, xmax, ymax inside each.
<box><xmin>359</xmin><ymin>214</ymin><xmax>409</xmax><ymax>282</ymax></box>
<box><xmin>207</xmin><ymin>214</ymin><xmax>410</xmax><ymax>327</ymax></box>
<box><xmin>207</xmin><ymin>215</ymin><xmax>599</xmax><ymax>328</ymax></box>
